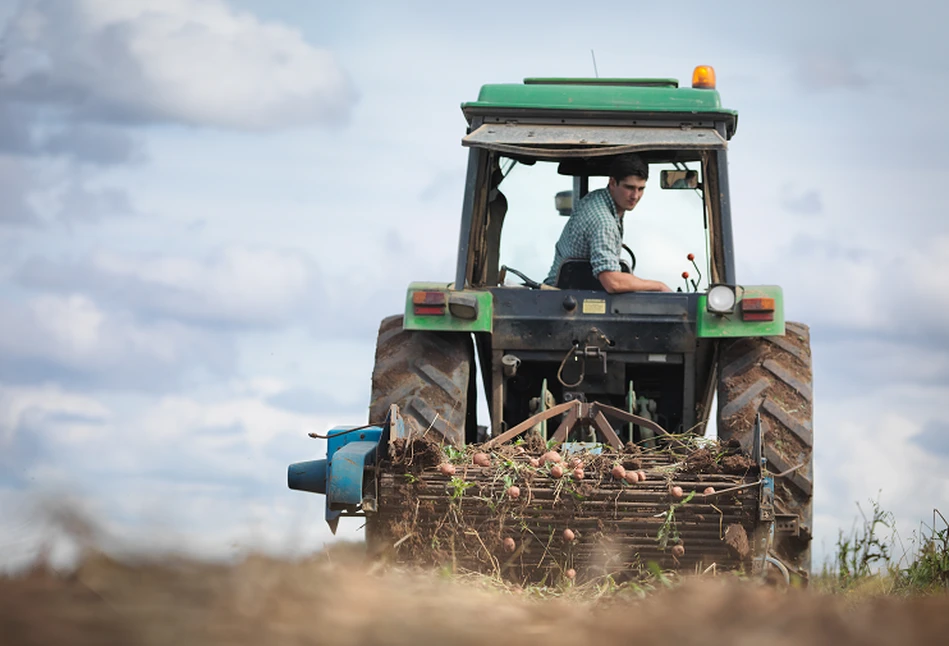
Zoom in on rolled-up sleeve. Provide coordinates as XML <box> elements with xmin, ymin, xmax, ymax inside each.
<box><xmin>588</xmin><ymin>214</ymin><xmax>623</xmax><ymax>275</ymax></box>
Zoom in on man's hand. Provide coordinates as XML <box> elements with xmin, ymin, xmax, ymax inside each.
<box><xmin>597</xmin><ymin>271</ymin><xmax>672</xmax><ymax>294</ymax></box>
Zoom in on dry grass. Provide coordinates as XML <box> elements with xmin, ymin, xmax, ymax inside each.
<box><xmin>3</xmin><ymin>542</ymin><xmax>949</xmax><ymax>646</ymax></box>
<box><xmin>3</xmin><ymin>497</ymin><xmax>947</xmax><ymax>645</ymax></box>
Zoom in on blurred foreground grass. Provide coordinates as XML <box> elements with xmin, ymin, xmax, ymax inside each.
<box><xmin>3</xmin><ymin>543</ymin><xmax>949</xmax><ymax>646</ymax></box>
<box><xmin>1</xmin><ymin>503</ymin><xmax>947</xmax><ymax>646</ymax></box>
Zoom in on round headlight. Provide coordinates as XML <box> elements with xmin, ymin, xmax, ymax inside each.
<box><xmin>707</xmin><ymin>284</ymin><xmax>736</xmax><ymax>314</ymax></box>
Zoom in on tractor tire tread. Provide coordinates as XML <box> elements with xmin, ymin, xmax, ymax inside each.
<box><xmin>369</xmin><ymin>315</ymin><xmax>472</xmax><ymax>447</ymax></box>
<box><xmin>718</xmin><ymin>321</ymin><xmax>814</xmax><ymax>579</ymax></box>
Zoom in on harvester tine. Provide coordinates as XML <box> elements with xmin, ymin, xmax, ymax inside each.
<box><xmin>592</xmin><ymin>402</ymin><xmax>688</xmax><ymax>449</ymax></box>
<box><xmin>483</xmin><ymin>400</ymin><xmax>578</xmax><ymax>449</ymax></box>
<box><xmin>550</xmin><ymin>406</ymin><xmax>579</xmax><ymax>444</ymax></box>
<box><xmin>591</xmin><ymin>410</ymin><xmax>623</xmax><ymax>450</ymax></box>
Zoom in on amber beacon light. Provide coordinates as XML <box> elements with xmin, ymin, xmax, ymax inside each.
<box><xmin>692</xmin><ymin>65</ymin><xmax>716</xmax><ymax>89</ymax></box>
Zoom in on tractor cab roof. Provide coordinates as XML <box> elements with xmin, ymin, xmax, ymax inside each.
<box><xmin>461</xmin><ymin>75</ymin><xmax>738</xmax><ymax>140</ymax></box>
<box><xmin>461</xmin><ymin>122</ymin><xmax>725</xmax><ymax>171</ymax></box>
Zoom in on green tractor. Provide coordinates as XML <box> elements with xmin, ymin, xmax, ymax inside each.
<box><xmin>289</xmin><ymin>67</ymin><xmax>813</xmax><ymax>584</ymax></box>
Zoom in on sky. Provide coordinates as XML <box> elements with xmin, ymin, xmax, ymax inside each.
<box><xmin>1</xmin><ymin>0</ymin><xmax>947</xmax><ymax>571</ymax></box>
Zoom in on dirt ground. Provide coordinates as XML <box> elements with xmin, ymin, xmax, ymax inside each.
<box><xmin>3</xmin><ymin>547</ymin><xmax>948</xmax><ymax>646</ymax></box>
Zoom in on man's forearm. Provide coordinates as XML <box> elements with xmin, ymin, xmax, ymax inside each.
<box><xmin>597</xmin><ymin>271</ymin><xmax>671</xmax><ymax>293</ymax></box>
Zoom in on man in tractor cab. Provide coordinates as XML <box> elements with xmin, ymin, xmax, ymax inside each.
<box><xmin>543</xmin><ymin>154</ymin><xmax>672</xmax><ymax>293</ymax></box>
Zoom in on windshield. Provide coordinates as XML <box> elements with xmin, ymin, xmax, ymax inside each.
<box><xmin>495</xmin><ymin>157</ymin><xmax>710</xmax><ymax>292</ymax></box>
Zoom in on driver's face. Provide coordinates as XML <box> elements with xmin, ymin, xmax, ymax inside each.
<box><xmin>608</xmin><ymin>175</ymin><xmax>647</xmax><ymax>213</ymax></box>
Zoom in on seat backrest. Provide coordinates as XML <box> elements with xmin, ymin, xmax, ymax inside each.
<box><xmin>554</xmin><ymin>259</ymin><xmax>630</xmax><ymax>291</ymax></box>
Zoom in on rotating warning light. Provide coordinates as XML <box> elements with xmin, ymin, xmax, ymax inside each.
<box><xmin>692</xmin><ymin>65</ymin><xmax>716</xmax><ymax>89</ymax></box>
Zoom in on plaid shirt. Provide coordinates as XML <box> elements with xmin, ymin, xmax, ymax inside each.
<box><xmin>544</xmin><ymin>188</ymin><xmax>624</xmax><ymax>285</ymax></box>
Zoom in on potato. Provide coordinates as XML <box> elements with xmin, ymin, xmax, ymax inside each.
<box><xmin>563</xmin><ymin>528</ymin><xmax>575</xmax><ymax>542</ymax></box>
<box><xmin>611</xmin><ymin>464</ymin><xmax>626</xmax><ymax>480</ymax></box>
<box><xmin>550</xmin><ymin>464</ymin><xmax>564</xmax><ymax>479</ymax></box>
<box><xmin>572</xmin><ymin>467</ymin><xmax>585</xmax><ymax>480</ymax></box>
<box><xmin>703</xmin><ymin>486</ymin><xmax>716</xmax><ymax>495</ymax></box>
<box><xmin>672</xmin><ymin>544</ymin><xmax>685</xmax><ymax>558</ymax></box>
<box><xmin>565</xmin><ymin>568</ymin><xmax>576</xmax><ymax>580</ymax></box>
<box><xmin>568</xmin><ymin>457</ymin><xmax>582</xmax><ymax>468</ymax></box>
<box><xmin>528</xmin><ymin>457</ymin><xmax>540</xmax><ymax>468</ymax></box>
<box><xmin>507</xmin><ymin>485</ymin><xmax>521</xmax><ymax>499</ymax></box>
<box><xmin>637</xmin><ymin>470</ymin><xmax>647</xmax><ymax>482</ymax></box>
<box><xmin>542</xmin><ymin>451</ymin><xmax>563</xmax><ymax>464</ymax></box>
<box><xmin>624</xmin><ymin>471</ymin><xmax>640</xmax><ymax>484</ymax></box>
<box><xmin>503</xmin><ymin>537</ymin><xmax>516</xmax><ymax>552</ymax></box>
<box><xmin>438</xmin><ymin>463</ymin><xmax>456</xmax><ymax>476</ymax></box>
<box><xmin>670</xmin><ymin>485</ymin><xmax>684</xmax><ymax>499</ymax></box>
<box><xmin>473</xmin><ymin>452</ymin><xmax>491</xmax><ymax>467</ymax></box>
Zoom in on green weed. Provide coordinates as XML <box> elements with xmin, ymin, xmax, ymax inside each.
<box><xmin>896</xmin><ymin>510</ymin><xmax>948</xmax><ymax>593</ymax></box>
<box><xmin>656</xmin><ymin>491</ymin><xmax>695</xmax><ymax>550</ymax></box>
<box><xmin>447</xmin><ymin>476</ymin><xmax>474</xmax><ymax>502</ymax></box>
<box><xmin>442</xmin><ymin>445</ymin><xmax>465</xmax><ymax>463</ymax></box>
<box><xmin>817</xmin><ymin>498</ymin><xmax>947</xmax><ymax>596</ymax></box>
<box><xmin>834</xmin><ymin>499</ymin><xmax>893</xmax><ymax>587</ymax></box>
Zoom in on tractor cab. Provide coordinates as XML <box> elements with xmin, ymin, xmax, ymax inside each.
<box><xmin>454</xmin><ymin>68</ymin><xmax>738</xmax><ymax>294</ymax></box>
<box><xmin>487</xmin><ymin>146</ymin><xmax>710</xmax><ymax>293</ymax></box>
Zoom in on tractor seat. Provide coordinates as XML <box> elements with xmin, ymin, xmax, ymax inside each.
<box><xmin>555</xmin><ymin>259</ymin><xmax>631</xmax><ymax>291</ymax></box>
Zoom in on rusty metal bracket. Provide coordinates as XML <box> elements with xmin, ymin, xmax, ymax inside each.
<box><xmin>775</xmin><ymin>514</ymin><xmax>800</xmax><ymax>537</ymax></box>
<box><xmin>579</xmin><ymin>345</ymin><xmax>607</xmax><ymax>375</ymax></box>
<box><xmin>753</xmin><ymin>413</ymin><xmax>775</xmax><ymax>523</ymax></box>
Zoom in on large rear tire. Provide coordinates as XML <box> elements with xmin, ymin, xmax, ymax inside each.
<box><xmin>369</xmin><ymin>315</ymin><xmax>474</xmax><ymax>448</ymax></box>
<box><xmin>717</xmin><ymin>321</ymin><xmax>814</xmax><ymax>580</ymax></box>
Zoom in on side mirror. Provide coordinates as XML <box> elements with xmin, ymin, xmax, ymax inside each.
<box><xmin>660</xmin><ymin>170</ymin><xmax>700</xmax><ymax>190</ymax></box>
<box><xmin>555</xmin><ymin>190</ymin><xmax>573</xmax><ymax>216</ymax></box>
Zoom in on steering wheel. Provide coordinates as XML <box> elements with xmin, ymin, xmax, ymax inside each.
<box><xmin>622</xmin><ymin>244</ymin><xmax>637</xmax><ymax>273</ymax></box>
<box><xmin>499</xmin><ymin>265</ymin><xmax>542</xmax><ymax>289</ymax></box>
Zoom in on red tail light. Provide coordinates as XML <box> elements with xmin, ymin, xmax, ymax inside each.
<box><xmin>741</xmin><ymin>297</ymin><xmax>775</xmax><ymax>322</ymax></box>
<box><xmin>412</xmin><ymin>291</ymin><xmax>446</xmax><ymax>316</ymax></box>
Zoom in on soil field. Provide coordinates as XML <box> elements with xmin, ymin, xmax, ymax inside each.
<box><xmin>3</xmin><ymin>548</ymin><xmax>948</xmax><ymax>646</ymax></box>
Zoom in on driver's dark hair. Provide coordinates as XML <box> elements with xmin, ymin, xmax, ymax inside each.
<box><xmin>609</xmin><ymin>154</ymin><xmax>649</xmax><ymax>182</ymax></box>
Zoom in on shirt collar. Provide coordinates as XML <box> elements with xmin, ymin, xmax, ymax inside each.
<box><xmin>600</xmin><ymin>187</ymin><xmax>621</xmax><ymax>218</ymax></box>
<box><xmin>600</xmin><ymin>188</ymin><xmax>623</xmax><ymax>234</ymax></box>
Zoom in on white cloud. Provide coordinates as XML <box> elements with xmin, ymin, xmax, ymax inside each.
<box><xmin>0</xmin><ymin>156</ymin><xmax>41</xmax><ymax>225</ymax></box>
<box><xmin>813</xmin><ymin>398</ymin><xmax>949</xmax><ymax>562</ymax></box>
<box><xmin>0</xmin><ymin>384</ymin><xmax>110</xmax><ymax>445</ymax></box>
<box><xmin>95</xmin><ymin>247</ymin><xmax>314</xmax><ymax>325</ymax></box>
<box><xmin>0</xmin><ymin>292</ymin><xmax>233</xmax><ymax>388</ymax></box>
<box><xmin>137</xmin><ymin>391</ymin><xmax>334</xmax><ymax>447</ymax></box>
<box><xmin>776</xmin><ymin>235</ymin><xmax>949</xmax><ymax>337</ymax></box>
<box><xmin>0</xmin><ymin>152</ymin><xmax>136</xmax><ymax>226</ymax></box>
<box><xmin>0</xmin><ymin>382</ymin><xmax>359</xmax><ymax>571</ymax></box>
<box><xmin>19</xmin><ymin>247</ymin><xmax>317</xmax><ymax>328</ymax></box>
<box><xmin>2</xmin><ymin>0</ymin><xmax>357</xmax><ymax>130</ymax></box>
